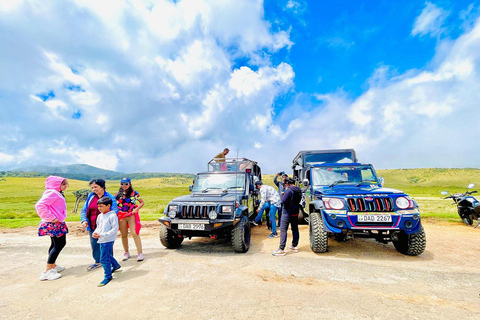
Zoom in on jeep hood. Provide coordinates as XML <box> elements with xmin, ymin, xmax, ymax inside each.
<box><xmin>170</xmin><ymin>192</ymin><xmax>240</xmax><ymax>203</ymax></box>
<box><xmin>314</xmin><ymin>185</ymin><xmax>407</xmax><ymax>196</ymax></box>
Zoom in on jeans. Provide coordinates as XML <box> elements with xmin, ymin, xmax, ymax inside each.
<box><xmin>89</xmin><ymin>230</ymin><xmax>101</xmax><ymax>264</ymax></box>
<box><xmin>254</xmin><ymin>202</ymin><xmax>279</xmax><ymax>235</ymax></box>
<box><xmin>279</xmin><ymin>211</ymin><xmax>299</xmax><ymax>250</ymax></box>
<box><xmin>99</xmin><ymin>241</ymin><xmax>120</xmax><ymax>280</ymax></box>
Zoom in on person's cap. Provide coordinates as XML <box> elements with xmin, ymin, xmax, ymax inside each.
<box><xmin>255</xmin><ymin>181</ymin><xmax>263</xmax><ymax>186</ymax></box>
<box><xmin>121</xmin><ymin>177</ymin><xmax>131</xmax><ymax>183</ymax></box>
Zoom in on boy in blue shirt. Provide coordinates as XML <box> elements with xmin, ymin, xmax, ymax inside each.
<box><xmin>92</xmin><ymin>196</ymin><xmax>121</xmax><ymax>287</ymax></box>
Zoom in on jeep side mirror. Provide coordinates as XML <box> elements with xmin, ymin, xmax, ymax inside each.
<box><xmin>189</xmin><ymin>185</ymin><xmax>193</xmax><ymax>192</ymax></box>
<box><xmin>468</xmin><ymin>183</ymin><xmax>475</xmax><ymax>189</ymax></box>
<box><xmin>378</xmin><ymin>177</ymin><xmax>385</xmax><ymax>185</ymax></box>
<box><xmin>302</xmin><ymin>179</ymin><xmax>309</xmax><ymax>187</ymax></box>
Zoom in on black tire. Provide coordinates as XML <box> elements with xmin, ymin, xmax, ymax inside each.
<box><xmin>458</xmin><ymin>209</ymin><xmax>473</xmax><ymax>225</ymax></box>
<box><xmin>309</xmin><ymin>211</ymin><xmax>328</xmax><ymax>253</ymax></box>
<box><xmin>392</xmin><ymin>227</ymin><xmax>426</xmax><ymax>256</ymax></box>
<box><xmin>231</xmin><ymin>216</ymin><xmax>251</xmax><ymax>253</ymax></box>
<box><xmin>159</xmin><ymin>225</ymin><xmax>183</xmax><ymax>249</ymax></box>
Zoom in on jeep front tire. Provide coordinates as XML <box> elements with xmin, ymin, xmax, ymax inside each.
<box><xmin>392</xmin><ymin>227</ymin><xmax>426</xmax><ymax>256</ymax></box>
<box><xmin>231</xmin><ymin>216</ymin><xmax>251</xmax><ymax>253</ymax></box>
<box><xmin>309</xmin><ymin>211</ymin><xmax>328</xmax><ymax>253</ymax></box>
<box><xmin>159</xmin><ymin>225</ymin><xmax>184</xmax><ymax>249</ymax></box>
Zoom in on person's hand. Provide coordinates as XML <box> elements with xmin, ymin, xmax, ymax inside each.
<box><xmin>92</xmin><ymin>232</ymin><xmax>100</xmax><ymax>239</ymax></box>
<box><xmin>256</xmin><ymin>209</ymin><xmax>260</xmax><ymax>213</ymax></box>
<box><xmin>132</xmin><ymin>208</ymin><xmax>139</xmax><ymax>214</ymax></box>
<box><xmin>81</xmin><ymin>221</ymin><xmax>88</xmax><ymax>229</ymax></box>
<box><xmin>52</xmin><ymin>218</ymin><xmax>59</xmax><ymax>223</ymax></box>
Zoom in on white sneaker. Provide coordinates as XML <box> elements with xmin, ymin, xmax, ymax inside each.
<box><xmin>54</xmin><ymin>265</ymin><xmax>65</xmax><ymax>272</ymax></box>
<box><xmin>137</xmin><ymin>253</ymin><xmax>144</xmax><ymax>261</ymax></box>
<box><xmin>39</xmin><ymin>269</ymin><xmax>62</xmax><ymax>281</ymax></box>
<box><xmin>122</xmin><ymin>252</ymin><xmax>130</xmax><ymax>261</ymax></box>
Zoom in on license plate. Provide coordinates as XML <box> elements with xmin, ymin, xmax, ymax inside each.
<box><xmin>357</xmin><ymin>214</ymin><xmax>392</xmax><ymax>223</ymax></box>
<box><xmin>178</xmin><ymin>223</ymin><xmax>205</xmax><ymax>230</ymax></box>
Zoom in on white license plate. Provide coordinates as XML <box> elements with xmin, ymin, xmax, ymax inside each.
<box><xmin>178</xmin><ymin>223</ymin><xmax>205</xmax><ymax>230</ymax></box>
<box><xmin>357</xmin><ymin>214</ymin><xmax>392</xmax><ymax>223</ymax></box>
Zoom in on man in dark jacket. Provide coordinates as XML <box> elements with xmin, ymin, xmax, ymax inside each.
<box><xmin>273</xmin><ymin>178</ymin><xmax>302</xmax><ymax>256</ymax></box>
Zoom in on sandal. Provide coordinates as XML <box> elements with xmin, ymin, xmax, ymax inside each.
<box><xmin>87</xmin><ymin>263</ymin><xmax>101</xmax><ymax>271</ymax></box>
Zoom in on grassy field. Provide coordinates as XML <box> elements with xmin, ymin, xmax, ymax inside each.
<box><xmin>0</xmin><ymin>168</ymin><xmax>479</xmax><ymax>228</ymax></box>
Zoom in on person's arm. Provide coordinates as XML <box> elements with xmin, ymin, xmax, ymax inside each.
<box><xmin>80</xmin><ymin>193</ymin><xmax>92</xmax><ymax>224</ymax></box>
<box><xmin>106</xmin><ymin>192</ymin><xmax>119</xmax><ymax>214</ymax></box>
<box><xmin>35</xmin><ymin>190</ymin><xmax>58</xmax><ymax>222</ymax></box>
<box><xmin>282</xmin><ymin>188</ymin><xmax>292</xmax><ymax>205</ymax></box>
<box><xmin>133</xmin><ymin>192</ymin><xmax>144</xmax><ymax>214</ymax></box>
<box><xmin>258</xmin><ymin>187</ymin><xmax>266</xmax><ymax>208</ymax></box>
<box><xmin>273</xmin><ymin>175</ymin><xmax>280</xmax><ymax>187</ymax></box>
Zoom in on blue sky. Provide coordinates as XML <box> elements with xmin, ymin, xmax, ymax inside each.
<box><xmin>1</xmin><ymin>0</ymin><xmax>479</xmax><ymax>174</ymax></box>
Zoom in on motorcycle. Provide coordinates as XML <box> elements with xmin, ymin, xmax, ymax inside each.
<box><xmin>441</xmin><ymin>183</ymin><xmax>480</xmax><ymax>226</ymax></box>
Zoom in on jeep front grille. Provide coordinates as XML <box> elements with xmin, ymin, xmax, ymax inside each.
<box><xmin>347</xmin><ymin>197</ymin><xmax>394</xmax><ymax>212</ymax></box>
<box><xmin>181</xmin><ymin>205</ymin><xmax>218</xmax><ymax>219</ymax></box>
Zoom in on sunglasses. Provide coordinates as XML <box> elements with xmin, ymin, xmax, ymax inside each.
<box><xmin>121</xmin><ymin>183</ymin><xmax>130</xmax><ymax>186</ymax></box>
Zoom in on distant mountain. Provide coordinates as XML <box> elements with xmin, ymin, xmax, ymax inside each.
<box><xmin>13</xmin><ymin>164</ymin><xmax>125</xmax><ymax>176</ymax></box>
<box><xmin>2</xmin><ymin>164</ymin><xmax>194</xmax><ymax>181</ymax></box>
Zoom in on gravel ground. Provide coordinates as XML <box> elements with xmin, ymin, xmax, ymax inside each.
<box><xmin>0</xmin><ymin>220</ymin><xmax>479</xmax><ymax>320</ymax></box>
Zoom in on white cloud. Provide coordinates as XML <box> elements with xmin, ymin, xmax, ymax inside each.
<box><xmin>412</xmin><ymin>2</ymin><xmax>449</xmax><ymax>37</ymax></box>
<box><xmin>1</xmin><ymin>0</ymin><xmax>479</xmax><ymax>175</ymax></box>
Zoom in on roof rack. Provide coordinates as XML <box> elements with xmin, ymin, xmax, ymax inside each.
<box><xmin>208</xmin><ymin>157</ymin><xmax>258</xmax><ymax>172</ymax></box>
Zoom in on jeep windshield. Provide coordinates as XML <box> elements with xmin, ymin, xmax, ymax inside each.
<box><xmin>311</xmin><ymin>165</ymin><xmax>379</xmax><ymax>187</ymax></box>
<box><xmin>192</xmin><ymin>173</ymin><xmax>245</xmax><ymax>193</ymax></box>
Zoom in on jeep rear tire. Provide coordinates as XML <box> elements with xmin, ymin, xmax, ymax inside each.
<box><xmin>159</xmin><ymin>225</ymin><xmax>183</xmax><ymax>249</ymax></box>
<box><xmin>392</xmin><ymin>227</ymin><xmax>426</xmax><ymax>256</ymax></box>
<box><xmin>231</xmin><ymin>216</ymin><xmax>251</xmax><ymax>253</ymax></box>
<box><xmin>309</xmin><ymin>211</ymin><xmax>328</xmax><ymax>253</ymax></box>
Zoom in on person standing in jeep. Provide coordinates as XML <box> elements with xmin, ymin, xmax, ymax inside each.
<box><xmin>273</xmin><ymin>178</ymin><xmax>302</xmax><ymax>256</ymax></box>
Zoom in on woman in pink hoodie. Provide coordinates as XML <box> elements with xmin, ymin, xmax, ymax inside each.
<box><xmin>35</xmin><ymin>176</ymin><xmax>69</xmax><ymax>281</ymax></box>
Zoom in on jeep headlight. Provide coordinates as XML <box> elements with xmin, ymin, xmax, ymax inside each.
<box><xmin>208</xmin><ymin>210</ymin><xmax>218</xmax><ymax>220</ymax></box>
<box><xmin>395</xmin><ymin>197</ymin><xmax>411</xmax><ymax>209</ymax></box>
<box><xmin>324</xmin><ymin>197</ymin><xmax>345</xmax><ymax>210</ymax></box>
<box><xmin>222</xmin><ymin>205</ymin><xmax>232</xmax><ymax>213</ymax></box>
<box><xmin>168</xmin><ymin>205</ymin><xmax>178</xmax><ymax>218</ymax></box>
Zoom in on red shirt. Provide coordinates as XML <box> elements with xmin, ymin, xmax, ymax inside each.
<box><xmin>87</xmin><ymin>195</ymin><xmax>100</xmax><ymax>230</ymax></box>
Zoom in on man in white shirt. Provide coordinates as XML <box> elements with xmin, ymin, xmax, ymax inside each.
<box><xmin>251</xmin><ymin>181</ymin><xmax>281</xmax><ymax>238</ymax></box>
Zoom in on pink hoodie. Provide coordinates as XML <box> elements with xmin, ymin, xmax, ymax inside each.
<box><xmin>35</xmin><ymin>176</ymin><xmax>67</xmax><ymax>222</ymax></box>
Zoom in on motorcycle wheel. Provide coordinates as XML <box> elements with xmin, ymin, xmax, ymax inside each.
<box><xmin>458</xmin><ymin>209</ymin><xmax>473</xmax><ymax>225</ymax></box>
<box><xmin>462</xmin><ymin>215</ymin><xmax>474</xmax><ymax>226</ymax></box>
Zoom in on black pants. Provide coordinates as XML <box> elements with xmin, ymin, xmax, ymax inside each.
<box><xmin>279</xmin><ymin>211</ymin><xmax>299</xmax><ymax>250</ymax></box>
<box><xmin>47</xmin><ymin>235</ymin><xmax>66</xmax><ymax>264</ymax></box>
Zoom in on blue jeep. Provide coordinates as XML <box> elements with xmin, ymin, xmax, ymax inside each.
<box><xmin>292</xmin><ymin>149</ymin><xmax>426</xmax><ymax>256</ymax></box>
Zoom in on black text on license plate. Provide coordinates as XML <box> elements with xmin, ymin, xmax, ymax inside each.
<box><xmin>357</xmin><ymin>214</ymin><xmax>392</xmax><ymax>223</ymax></box>
<box><xmin>178</xmin><ymin>223</ymin><xmax>205</xmax><ymax>230</ymax></box>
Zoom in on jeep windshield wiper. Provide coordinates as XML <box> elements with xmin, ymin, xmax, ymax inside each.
<box><xmin>329</xmin><ymin>180</ymin><xmax>350</xmax><ymax>187</ymax></box>
<box><xmin>201</xmin><ymin>187</ymin><xmax>221</xmax><ymax>193</ymax></box>
<box><xmin>355</xmin><ymin>180</ymin><xmax>378</xmax><ymax>187</ymax></box>
<box><xmin>222</xmin><ymin>186</ymin><xmax>242</xmax><ymax>192</ymax></box>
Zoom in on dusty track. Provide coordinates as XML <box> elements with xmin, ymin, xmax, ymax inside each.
<box><xmin>0</xmin><ymin>220</ymin><xmax>479</xmax><ymax>320</ymax></box>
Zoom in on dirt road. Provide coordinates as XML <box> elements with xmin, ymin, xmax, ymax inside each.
<box><xmin>0</xmin><ymin>220</ymin><xmax>479</xmax><ymax>320</ymax></box>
